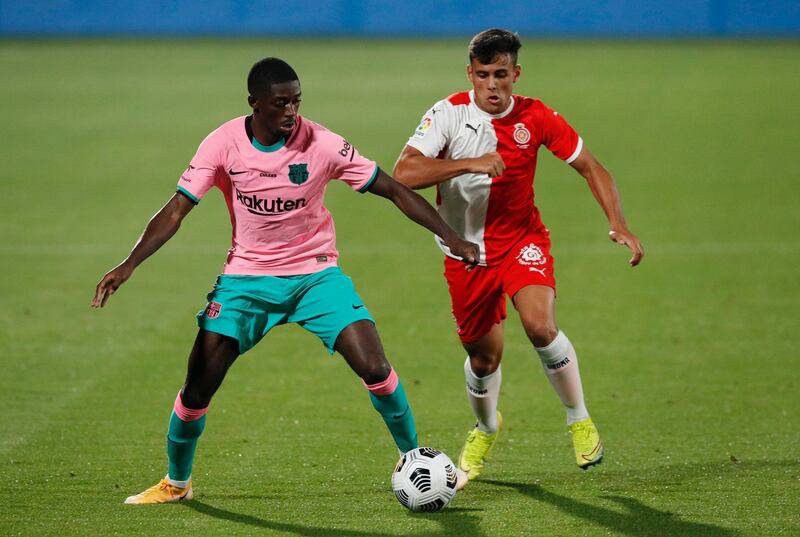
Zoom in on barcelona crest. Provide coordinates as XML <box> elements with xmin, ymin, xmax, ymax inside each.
<box><xmin>204</xmin><ymin>301</ymin><xmax>222</xmax><ymax>319</ymax></box>
<box><xmin>288</xmin><ymin>163</ymin><xmax>309</xmax><ymax>185</ymax></box>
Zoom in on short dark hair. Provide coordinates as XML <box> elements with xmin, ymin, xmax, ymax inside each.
<box><xmin>468</xmin><ymin>28</ymin><xmax>522</xmax><ymax>65</ymax></box>
<box><xmin>247</xmin><ymin>57</ymin><xmax>299</xmax><ymax>99</ymax></box>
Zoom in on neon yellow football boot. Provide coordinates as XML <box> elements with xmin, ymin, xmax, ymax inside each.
<box><xmin>569</xmin><ymin>417</ymin><xmax>604</xmax><ymax>469</ymax></box>
<box><xmin>458</xmin><ymin>411</ymin><xmax>503</xmax><ymax>480</ymax></box>
<box><xmin>124</xmin><ymin>476</ymin><xmax>193</xmax><ymax>504</ymax></box>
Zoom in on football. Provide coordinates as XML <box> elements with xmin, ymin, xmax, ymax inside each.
<box><xmin>391</xmin><ymin>447</ymin><xmax>459</xmax><ymax>512</ymax></box>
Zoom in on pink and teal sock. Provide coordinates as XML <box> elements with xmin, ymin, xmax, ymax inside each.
<box><xmin>364</xmin><ymin>368</ymin><xmax>418</xmax><ymax>453</ymax></box>
<box><xmin>166</xmin><ymin>391</ymin><xmax>208</xmax><ymax>483</ymax></box>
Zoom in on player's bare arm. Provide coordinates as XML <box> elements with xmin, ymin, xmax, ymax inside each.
<box><xmin>569</xmin><ymin>148</ymin><xmax>644</xmax><ymax>267</ymax></box>
<box><xmin>367</xmin><ymin>168</ymin><xmax>479</xmax><ymax>267</ymax></box>
<box><xmin>91</xmin><ymin>193</ymin><xmax>195</xmax><ymax>308</ymax></box>
<box><xmin>393</xmin><ymin>145</ymin><xmax>505</xmax><ymax>189</ymax></box>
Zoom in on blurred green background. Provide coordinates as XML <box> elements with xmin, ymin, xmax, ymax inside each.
<box><xmin>0</xmin><ymin>39</ymin><xmax>798</xmax><ymax>536</ymax></box>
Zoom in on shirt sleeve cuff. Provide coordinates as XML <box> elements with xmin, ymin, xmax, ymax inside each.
<box><xmin>357</xmin><ymin>166</ymin><xmax>380</xmax><ymax>193</ymax></box>
<box><xmin>405</xmin><ymin>138</ymin><xmax>439</xmax><ymax>159</ymax></box>
<box><xmin>176</xmin><ymin>186</ymin><xmax>200</xmax><ymax>204</ymax></box>
<box><xmin>565</xmin><ymin>137</ymin><xmax>583</xmax><ymax>164</ymax></box>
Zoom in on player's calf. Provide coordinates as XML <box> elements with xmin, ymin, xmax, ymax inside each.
<box><xmin>167</xmin><ymin>390</ymin><xmax>208</xmax><ymax>483</ymax></box>
<box><xmin>534</xmin><ymin>330</ymin><xmax>589</xmax><ymax>425</ymax></box>
<box><xmin>125</xmin><ymin>388</ymin><xmax>210</xmax><ymax>504</ymax></box>
<box><xmin>364</xmin><ymin>368</ymin><xmax>418</xmax><ymax>454</ymax></box>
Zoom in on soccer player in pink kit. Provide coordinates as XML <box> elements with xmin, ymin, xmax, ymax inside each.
<box><xmin>91</xmin><ymin>57</ymin><xmax>476</xmax><ymax>504</ymax></box>
<box><xmin>394</xmin><ymin>29</ymin><xmax>644</xmax><ymax>479</ymax></box>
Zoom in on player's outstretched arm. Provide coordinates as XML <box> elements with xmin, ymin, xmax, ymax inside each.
<box><xmin>393</xmin><ymin>145</ymin><xmax>505</xmax><ymax>189</ymax></box>
<box><xmin>367</xmin><ymin>169</ymin><xmax>479</xmax><ymax>267</ymax></box>
<box><xmin>569</xmin><ymin>148</ymin><xmax>644</xmax><ymax>267</ymax></box>
<box><xmin>91</xmin><ymin>193</ymin><xmax>196</xmax><ymax>308</ymax></box>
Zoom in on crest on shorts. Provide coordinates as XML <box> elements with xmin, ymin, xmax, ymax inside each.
<box><xmin>204</xmin><ymin>301</ymin><xmax>222</xmax><ymax>319</ymax></box>
<box><xmin>517</xmin><ymin>243</ymin><xmax>546</xmax><ymax>266</ymax></box>
<box><xmin>288</xmin><ymin>163</ymin><xmax>309</xmax><ymax>185</ymax></box>
<box><xmin>513</xmin><ymin>123</ymin><xmax>531</xmax><ymax>149</ymax></box>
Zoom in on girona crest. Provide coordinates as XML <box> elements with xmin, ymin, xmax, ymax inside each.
<box><xmin>516</xmin><ymin>243</ymin><xmax>545</xmax><ymax>266</ymax></box>
<box><xmin>513</xmin><ymin>123</ymin><xmax>531</xmax><ymax>148</ymax></box>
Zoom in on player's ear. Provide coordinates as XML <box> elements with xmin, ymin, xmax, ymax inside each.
<box><xmin>466</xmin><ymin>64</ymin><xmax>473</xmax><ymax>83</ymax></box>
<box><xmin>247</xmin><ymin>95</ymin><xmax>258</xmax><ymax>110</ymax></box>
<box><xmin>513</xmin><ymin>64</ymin><xmax>521</xmax><ymax>83</ymax></box>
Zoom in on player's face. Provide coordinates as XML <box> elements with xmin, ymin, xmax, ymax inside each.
<box><xmin>467</xmin><ymin>54</ymin><xmax>520</xmax><ymax>115</ymax></box>
<box><xmin>249</xmin><ymin>80</ymin><xmax>302</xmax><ymax>139</ymax></box>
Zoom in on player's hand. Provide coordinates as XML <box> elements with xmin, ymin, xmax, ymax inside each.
<box><xmin>447</xmin><ymin>238</ymin><xmax>480</xmax><ymax>270</ymax></box>
<box><xmin>471</xmin><ymin>152</ymin><xmax>505</xmax><ymax>177</ymax></box>
<box><xmin>609</xmin><ymin>229</ymin><xmax>644</xmax><ymax>267</ymax></box>
<box><xmin>91</xmin><ymin>262</ymin><xmax>134</xmax><ymax>308</ymax></box>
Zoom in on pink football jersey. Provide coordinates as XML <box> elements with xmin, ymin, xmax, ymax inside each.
<box><xmin>406</xmin><ymin>91</ymin><xmax>582</xmax><ymax>266</ymax></box>
<box><xmin>177</xmin><ymin>116</ymin><xmax>378</xmax><ymax>276</ymax></box>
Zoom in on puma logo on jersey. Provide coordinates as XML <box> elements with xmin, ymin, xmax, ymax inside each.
<box><xmin>465</xmin><ymin>123</ymin><xmax>479</xmax><ymax>134</ymax></box>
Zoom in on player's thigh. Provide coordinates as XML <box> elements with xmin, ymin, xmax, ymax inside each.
<box><xmin>444</xmin><ymin>257</ymin><xmax>506</xmax><ymax>345</ymax></box>
<box><xmin>197</xmin><ymin>275</ymin><xmax>286</xmax><ymax>354</ymax></box>
<box><xmin>502</xmin><ymin>235</ymin><xmax>556</xmax><ymax>297</ymax></box>
<box><xmin>290</xmin><ymin>267</ymin><xmax>377</xmax><ymax>356</ymax></box>
<box><xmin>503</xmin><ymin>235</ymin><xmax>558</xmax><ymax>346</ymax></box>
<box><xmin>463</xmin><ymin>321</ymin><xmax>505</xmax><ymax>376</ymax></box>
<box><xmin>334</xmin><ymin>319</ymin><xmax>392</xmax><ymax>384</ymax></box>
<box><xmin>182</xmin><ymin>329</ymin><xmax>240</xmax><ymax>408</ymax></box>
<box><xmin>511</xmin><ymin>285</ymin><xmax>557</xmax><ymax>347</ymax></box>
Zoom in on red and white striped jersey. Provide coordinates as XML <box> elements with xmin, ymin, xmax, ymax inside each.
<box><xmin>406</xmin><ymin>90</ymin><xmax>583</xmax><ymax>266</ymax></box>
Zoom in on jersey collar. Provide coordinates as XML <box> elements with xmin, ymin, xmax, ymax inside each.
<box><xmin>251</xmin><ymin>135</ymin><xmax>286</xmax><ymax>152</ymax></box>
<box><xmin>242</xmin><ymin>115</ymin><xmax>302</xmax><ymax>153</ymax></box>
<box><xmin>469</xmin><ymin>90</ymin><xmax>515</xmax><ymax>119</ymax></box>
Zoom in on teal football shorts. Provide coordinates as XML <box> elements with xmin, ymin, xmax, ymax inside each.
<box><xmin>196</xmin><ymin>267</ymin><xmax>374</xmax><ymax>354</ymax></box>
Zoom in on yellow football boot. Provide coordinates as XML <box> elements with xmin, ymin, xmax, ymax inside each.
<box><xmin>458</xmin><ymin>411</ymin><xmax>503</xmax><ymax>480</ymax></box>
<box><xmin>569</xmin><ymin>418</ymin><xmax>604</xmax><ymax>469</ymax></box>
<box><xmin>124</xmin><ymin>476</ymin><xmax>193</xmax><ymax>504</ymax></box>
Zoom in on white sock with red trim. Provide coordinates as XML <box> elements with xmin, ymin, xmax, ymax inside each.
<box><xmin>535</xmin><ymin>330</ymin><xmax>589</xmax><ymax>425</ymax></box>
<box><xmin>464</xmin><ymin>358</ymin><xmax>501</xmax><ymax>434</ymax></box>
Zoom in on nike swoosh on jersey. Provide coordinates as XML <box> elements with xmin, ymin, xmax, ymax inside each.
<box><xmin>229</xmin><ymin>169</ymin><xmax>248</xmax><ymax>175</ymax></box>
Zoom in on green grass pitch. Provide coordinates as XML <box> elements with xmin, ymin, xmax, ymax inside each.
<box><xmin>1</xmin><ymin>38</ymin><xmax>798</xmax><ymax>536</ymax></box>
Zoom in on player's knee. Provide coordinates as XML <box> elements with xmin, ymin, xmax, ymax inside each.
<box><xmin>179</xmin><ymin>386</ymin><xmax>212</xmax><ymax>412</ymax></box>
<box><xmin>468</xmin><ymin>352</ymin><xmax>501</xmax><ymax>377</ymax></box>
<box><xmin>169</xmin><ymin>390</ymin><xmax>208</xmax><ymax>426</ymax></box>
<box><xmin>361</xmin><ymin>358</ymin><xmax>393</xmax><ymax>386</ymax></box>
<box><xmin>362</xmin><ymin>365</ymin><xmax>399</xmax><ymax>397</ymax></box>
<box><xmin>534</xmin><ymin>330</ymin><xmax>574</xmax><ymax>371</ymax></box>
<box><xmin>522</xmin><ymin>318</ymin><xmax>558</xmax><ymax>348</ymax></box>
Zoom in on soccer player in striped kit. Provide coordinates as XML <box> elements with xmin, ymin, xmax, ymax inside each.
<box><xmin>394</xmin><ymin>29</ymin><xmax>644</xmax><ymax>480</ymax></box>
<box><xmin>92</xmin><ymin>57</ymin><xmax>476</xmax><ymax>503</ymax></box>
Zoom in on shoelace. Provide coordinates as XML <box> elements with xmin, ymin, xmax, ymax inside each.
<box><xmin>466</xmin><ymin>430</ymin><xmax>493</xmax><ymax>452</ymax></box>
<box><xmin>571</xmin><ymin>424</ymin><xmax>596</xmax><ymax>450</ymax></box>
